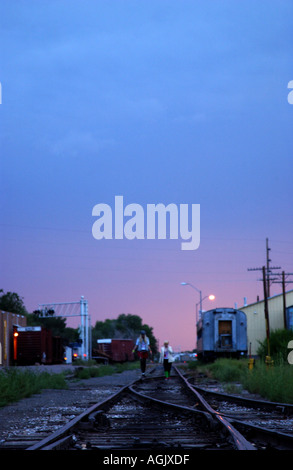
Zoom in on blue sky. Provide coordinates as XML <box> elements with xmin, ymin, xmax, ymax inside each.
<box><xmin>1</xmin><ymin>1</ymin><xmax>292</xmax><ymax>350</ymax></box>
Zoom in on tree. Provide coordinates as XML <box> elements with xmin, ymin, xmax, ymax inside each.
<box><xmin>0</xmin><ymin>290</ymin><xmax>79</xmax><ymax>345</ymax></box>
<box><xmin>27</xmin><ymin>310</ymin><xmax>79</xmax><ymax>345</ymax></box>
<box><xmin>92</xmin><ymin>313</ymin><xmax>158</xmax><ymax>354</ymax></box>
<box><xmin>116</xmin><ymin>314</ymin><xmax>144</xmax><ymax>337</ymax></box>
<box><xmin>28</xmin><ymin>310</ymin><xmax>67</xmax><ymax>336</ymax></box>
<box><xmin>0</xmin><ymin>290</ymin><xmax>28</xmax><ymax>315</ymax></box>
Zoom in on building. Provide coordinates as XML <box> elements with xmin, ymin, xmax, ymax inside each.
<box><xmin>0</xmin><ymin>310</ymin><xmax>27</xmax><ymax>366</ymax></box>
<box><xmin>240</xmin><ymin>290</ymin><xmax>293</xmax><ymax>356</ymax></box>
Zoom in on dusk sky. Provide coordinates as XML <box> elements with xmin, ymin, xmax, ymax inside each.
<box><xmin>1</xmin><ymin>1</ymin><xmax>292</xmax><ymax>351</ymax></box>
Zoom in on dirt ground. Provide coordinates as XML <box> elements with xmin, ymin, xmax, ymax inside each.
<box><xmin>0</xmin><ymin>365</ymin><xmax>141</xmax><ymax>445</ymax></box>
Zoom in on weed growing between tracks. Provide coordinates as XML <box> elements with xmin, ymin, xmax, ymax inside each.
<box><xmin>185</xmin><ymin>358</ymin><xmax>293</xmax><ymax>404</ymax></box>
<box><xmin>0</xmin><ymin>369</ymin><xmax>68</xmax><ymax>407</ymax></box>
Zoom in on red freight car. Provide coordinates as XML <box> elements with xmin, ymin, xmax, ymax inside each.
<box><xmin>16</xmin><ymin>327</ymin><xmax>63</xmax><ymax>365</ymax></box>
<box><xmin>96</xmin><ymin>339</ymin><xmax>134</xmax><ymax>362</ymax></box>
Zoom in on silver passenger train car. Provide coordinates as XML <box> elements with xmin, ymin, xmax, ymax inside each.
<box><xmin>196</xmin><ymin>308</ymin><xmax>247</xmax><ymax>361</ymax></box>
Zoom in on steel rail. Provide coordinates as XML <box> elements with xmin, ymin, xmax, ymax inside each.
<box><xmin>128</xmin><ymin>385</ymin><xmax>215</xmax><ymax>426</ymax></box>
<box><xmin>27</xmin><ymin>365</ymin><xmax>257</xmax><ymax>451</ymax></box>
<box><xmin>27</xmin><ymin>377</ymin><xmax>140</xmax><ymax>450</ymax></box>
<box><xmin>183</xmin><ymin>371</ymin><xmax>293</xmax><ymax>449</ymax></box>
<box><xmin>173</xmin><ymin>366</ymin><xmax>255</xmax><ymax>450</ymax></box>
<box><xmin>27</xmin><ymin>368</ymin><xmax>247</xmax><ymax>451</ymax></box>
<box><xmin>189</xmin><ymin>381</ymin><xmax>293</xmax><ymax>415</ymax></box>
<box><xmin>27</xmin><ymin>381</ymin><xmax>219</xmax><ymax>450</ymax></box>
<box><xmin>229</xmin><ymin>418</ymin><xmax>293</xmax><ymax>450</ymax></box>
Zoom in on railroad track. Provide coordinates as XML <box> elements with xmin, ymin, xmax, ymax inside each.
<box><xmin>185</xmin><ymin>371</ymin><xmax>293</xmax><ymax>450</ymax></box>
<box><xmin>26</xmin><ymin>366</ymin><xmax>253</xmax><ymax>451</ymax></box>
<box><xmin>4</xmin><ymin>364</ymin><xmax>291</xmax><ymax>451</ymax></box>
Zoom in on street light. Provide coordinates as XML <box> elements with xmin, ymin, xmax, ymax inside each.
<box><xmin>181</xmin><ymin>282</ymin><xmax>215</xmax><ymax>323</ymax></box>
<box><xmin>181</xmin><ymin>282</ymin><xmax>202</xmax><ymax>321</ymax></box>
<box><xmin>195</xmin><ymin>294</ymin><xmax>215</xmax><ymax>320</ymax></box>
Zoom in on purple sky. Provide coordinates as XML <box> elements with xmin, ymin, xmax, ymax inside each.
<box><xmin>1</xmin><ymin>1</ymin><xmax>293</xmax><ymax>351</ymax></box>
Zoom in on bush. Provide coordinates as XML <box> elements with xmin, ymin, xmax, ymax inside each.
<box><xmin>257</xmin><ymin>329</ymin><xmax>293</xmax><ymax>363</ymax></box>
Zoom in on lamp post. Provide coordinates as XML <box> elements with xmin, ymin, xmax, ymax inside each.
<box><xmin>195</xmin><ymin>294</ymin><xmax>215</xmax><ymax>321</ymax></box>
<box><xmin>181</xmin><ymin>282</ymin><xmax>215</xmax><ymax>323</ymax></box>
<box><xmin>181</xmin><ymin>282</ymin><xmax>202</xmax><ymax>322</ymax></box>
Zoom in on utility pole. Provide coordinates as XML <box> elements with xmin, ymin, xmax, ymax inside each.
<box><xmin>265</xmin><ymin>238</ymin><xmax>282</xmax><ymax>297</ymax></box>
<box><xmin>266</xmin><ymin>238</ymin><xmax>271</xmax><ymax>297</ymax></box>
<box><xmin>247</xmin><ymin>239</ymin><xmax>281</xmax><ymax>367</ymax></box>
<box><xmin>262</xmin><ymin>266</ymin><xmax>270</xmax><ymax>353</ymax></box>
<box><xmin>272</xmin><ymin>271</ymin><xmax>293</xmax><ymax>329</ymax></box>
<box><xmin>283</xmin><ymin>272</ymin><xmax>287</xmax><ymax>329</ymax></box>
<box><xmin>262</xmin><ymin>266</ymin><xmax>274</xmax><ymax>366</ymax></box>
<box><xmin>248</xmin><ymin>238</ymin><xmax>281</xmax><ymax>300</ymax></box>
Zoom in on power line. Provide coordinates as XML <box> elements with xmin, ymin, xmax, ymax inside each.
<box><xmin>248</xmin><ymin>238</ymin><xmax>293</xmax><ymax>330</ymax></box>
<box><xmin>248</xmin><ymin>238</ymin><xmax>281</xmax><ymax>297</ymax></box>
<box><xmin>272</xmin><ymin>271</ymin><xmax>293</xmax><ymax>328</ymax></box>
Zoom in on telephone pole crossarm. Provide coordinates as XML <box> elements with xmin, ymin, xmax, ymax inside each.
<box><xmin>272</xmin><ymin>271</ymin><xmax>293</xmax><ymax>329</ymax></box>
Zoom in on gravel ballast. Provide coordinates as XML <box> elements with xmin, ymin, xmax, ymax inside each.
<box><xmin>0</xmin><ymin>365</ymin><xmax>141</xmax><ymax>445</ymax></box>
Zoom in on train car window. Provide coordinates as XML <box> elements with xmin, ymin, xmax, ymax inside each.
<box><xmin>218</xmin><ymin>321</ymin><xmax>232</xmax><ymax>335</ymax></box>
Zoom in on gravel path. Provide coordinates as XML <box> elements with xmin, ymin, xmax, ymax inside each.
<box><xmin>0</xmin><ymin>365</ymin><xmax>141</xmax><ymax>445</ymax></box>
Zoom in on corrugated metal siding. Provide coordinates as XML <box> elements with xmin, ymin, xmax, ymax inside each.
<box><xmin>240</xmin><ymin>291</ymin><xmax>293</xmax><ymax>356</ymax></box>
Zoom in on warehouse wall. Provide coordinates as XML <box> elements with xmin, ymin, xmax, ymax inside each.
<box><xmin>0</xmin><ymin>311</ymin><xmax>27</xmax><ymax>366</ymax></box>
<box><xmin>240</xmin><ymin>291</ymin><xmax>293</xmax><ymax>356</ymax></box>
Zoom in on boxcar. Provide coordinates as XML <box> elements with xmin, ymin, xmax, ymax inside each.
<box><xmin>96</xmin><ymin>339</ymin><xmax>135</xmax><ymax>362</ymax></box>
<box><xmin>197</xmin><ymin>308</ymin><xmax>247</xmax><ymax>361</ymax></box>
<box><xmin>16</xmin><ymin>327</ymin><xmax>63</xmax><ymax>365</ymax></box>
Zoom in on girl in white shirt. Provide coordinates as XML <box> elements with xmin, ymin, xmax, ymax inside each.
<box><xmin>159</xmin><ymin>340</ymin><xmax>174</xmax><ymax>379</ymax></box>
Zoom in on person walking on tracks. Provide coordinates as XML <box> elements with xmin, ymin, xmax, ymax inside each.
<box><xmin>133</xmin><ymin>330</ymin><xmax>152</xmax><ymax>378</ymax></box>
<box><xmin>159</xmin><ymin>340</ymin><xmax>174</xmax><ymax>380</ymax></box>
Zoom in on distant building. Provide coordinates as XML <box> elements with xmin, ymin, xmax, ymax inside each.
<box><xmin>240</xmin><ymin>290</ymin><xmax>293</xmax><ymax>356</ymax></box>
<box><xmin>0</xmin><ymin>310</ymin><xmax>27</xmax><ymax>366</ymax></box>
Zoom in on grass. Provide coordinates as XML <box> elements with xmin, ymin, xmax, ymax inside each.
<box><xmin>74</xmin><ymin>361</ymin><xmax>140</xmax><ymax>380</ymax></box>
<box><xmin>185</xmin><ymin>358</ymin><xmax>293</xmax><ymax>404</ymax></box>
<box><xmin>202</xmin><ymin>358</ymin><xmax>248</xmax><ymax>382</ymax></box>
<box><xmin>242</xmin><ymin>362</ymin><xmax>293</xmax><ymax>403</ymax></box>
<box><xmin>0</xmin><ymin>368</ymin><xmax>68</xmax><ymax>407</ymax></box>
<box><xmin>0</xmin><ymin>361</ymin><xmax>140</xmax><ymax>407</ymax></box>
